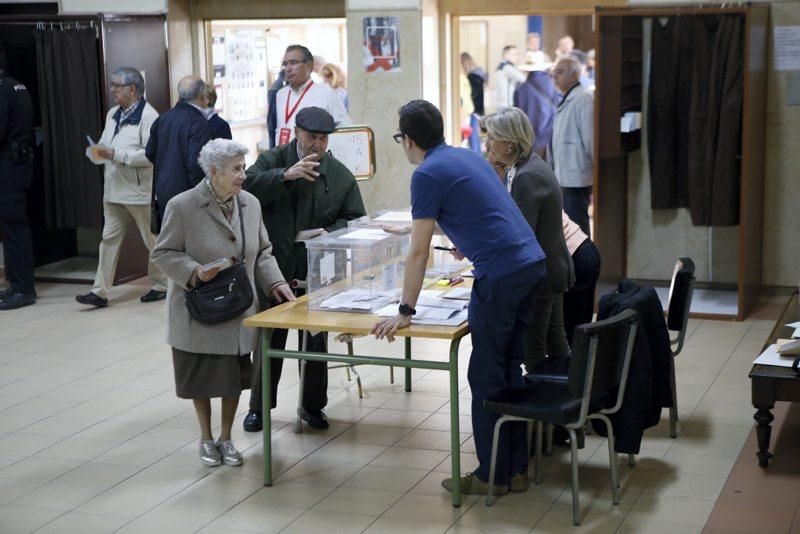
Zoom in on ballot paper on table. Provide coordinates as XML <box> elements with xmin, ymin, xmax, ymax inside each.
<box><xmin>442</xmin><ymin>287</ymin><xmax>471</xmax><ymax>300</ymax></box>
<box><xmin>787</xmin><ymin>321</ymin><xmax>800</xmax><ymax>329</ymax></box>
<box><xmin>338</xmin><ymin>228</ymin><xmax>391</xmax><ymax>241</ymax></box>
<box><xmin>374</xmin><ymin>211</ymin><xmax>412</xmax><ymax>223</ymax></box>
<box><xmin>319</xmin><ymin>288</ymin><xmax>400</xmax><ymax>311</ymax></box>
<box><xmin>793</xmin><ymin>327</ymin><xmax>800</xmax><ymax>339</ymax></box>
<box><xmin>753</xmin><ymin>344</ymin><xmax>796</xmax><ymax>367</ymax></box>
<box><xmin>376</xmin><ymin>291</ymin><xmax>468</xmax><ymax>326</ymax></box>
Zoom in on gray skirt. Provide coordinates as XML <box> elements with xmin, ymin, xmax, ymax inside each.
<box><xmin>172</xmin><ymin>347</ymin><xmax>252</xmax><ymax>399</ymax></box>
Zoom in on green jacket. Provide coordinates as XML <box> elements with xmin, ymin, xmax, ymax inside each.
<box><xmin>244</xmin><ymin>140</ymin><xmax>366</xmax><ymax>281</ymax></box>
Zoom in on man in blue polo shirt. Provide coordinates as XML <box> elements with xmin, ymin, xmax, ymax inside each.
<box><xmin>371</xmin><ymin>100</ymin><xmax>546</xmax><ymax>496</ymax></box>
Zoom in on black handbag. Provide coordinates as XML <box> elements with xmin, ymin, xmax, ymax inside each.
<box><xmin>185</xmin><ymin>197</ymin><xmax>254</xmax><ymax>324</ymax></box>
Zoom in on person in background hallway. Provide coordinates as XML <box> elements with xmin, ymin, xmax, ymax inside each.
<box><xmin>493</xmin><ymin>45</ymin><xmax>527</xmax><ymax>111</ymax></box>
<box><xmin>371</xmin><ymin>100</ymin><xmax>546</xmax><ymax>497</ymax></box>
<box><xmin>203</xmin><ymin>84</ymin><xmax>232</xmax><ymax>140</ymax></box>
<box><xmin>483</xmin><ymin>108</ymin><xmax>574</xmax><ymax>371</ymax></box>
<box><xmin>145</xmin><ymin>75</ymin><xmax>212</xmax><ymax>233</ymax></box>
<box><xmin>270</xmin><ymin>45</ymin><xmax>350</xmax><ymax>148</ymax></box>
<box><xmin>311</xmin><ymin>55</ymin><xmax>326</xmax><ymax>84</ymax></box>
<box><xmin>569</xmin><ymin>50</ymin><xmax>595</xmax><ymax>92</ymax></box>
<box><xmin>151</xmin><ymin>139</ymin><xmax>293</xmax><ymax>468</ymax></box>
<box><xmin>243</xmin><ymin>107</ymin><xmax>366</xmax><ymax>433</ymax></box>
<box><xmin>0</xmin><ymin>43</ymin><xmax>36</xmax><ymax>311</ymax></box>
<box><xmin>551</xmin><ymin>57</ymin><xmax>594</xmax><ymax>238</ymax></box>
<box><xmin>266</xmin><ymin>69</ymin><xmax>286</xmax><ymax>149</ymax></box>
<box><xmin>586</xmin><ymin>49</ymin><xmax>596</xmax><ymax>81</ymax></box>
<box><xmin>561</xmin><ymin>210</ymin><xmax>600</xmax><ymax>345</ymax></box>
<box><xmin>555</xmin><ymin>35</ymin><xmax>575</xmax><ymax>60</ymax></box>
<box><xmin>460</xmin><ymin>52</ymin><xmax>487</xmax><ymax>153</ymax></box>
<box><xmin>513</xmin><ymin>51</ymin><xmax>558</xmax><ymax>159</ymax></box>
<box><xmin>527</xmin><ymin>32</ymin><xmax>542</xmax><ymax>53</ymax></box>
<box><xmin>75</xmin><ymin>67</ymin><xmax>167</xmax><ymax>309</ymax></box>
<box><xmin>321</xmin><ymin>63</ymin><xmax>349</xmax><ymax>111</ymax></box>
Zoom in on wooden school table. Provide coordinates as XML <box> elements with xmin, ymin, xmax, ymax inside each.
<box><xmin>243</xmin><ymin>293</ymin><xmax>471</xmax><ymax>507</ymax></box>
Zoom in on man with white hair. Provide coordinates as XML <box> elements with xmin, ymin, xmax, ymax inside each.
<box><xmin>551</xmin><ymin>57</ymin><xmax>594</xmax><ymax>238</ymax></box>
<box><xmin>145</xmin><ymin>75</ymin><xmax>212</xmax><ymax>233</ymax></box>
<box><xmin>76</xmin><ymin>67</ymin><xmax>168</xmax><ymax>308</ymax></box>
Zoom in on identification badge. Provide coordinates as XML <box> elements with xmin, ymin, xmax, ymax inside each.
<box><xmin>278</xmin><ymin>127</ymin><xmax>291</xmax><ymax>145</ymax></box>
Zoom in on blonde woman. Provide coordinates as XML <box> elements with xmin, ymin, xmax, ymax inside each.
<box><xmin>321</xmin><ymin>63</ymin><xmax>348</xmax><ymax>111</ymax></box>
<box><xmin>482</xmin><ymin>108</ymin><xmax>574</xmax><ymax>371</ymax></box>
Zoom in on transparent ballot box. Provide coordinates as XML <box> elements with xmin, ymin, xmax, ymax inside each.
<box><xmin>304</xmin><ymin>227</ymin><xmax>409</xmax><ymax>313</ymax></box>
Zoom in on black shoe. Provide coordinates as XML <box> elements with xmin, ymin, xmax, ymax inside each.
<box><xmin>75</xmin><ymin>292</ymin><xmax>108</xmax><ymax>308</ymax></box>
<box><xmin>243</xmin><ymin>410</ymin><xmax>262</xmax><ymax>432</ymax></box>
<box><xmin>140</xmin><ymin>289</ymin><xmax>167</xmax><ymax>303</ymax></box>
<box><xmin>0</xmin><ymin>291</ymin><xmax>35</xmax><ymax>310</ymax></box>
<box><xmin>0</xmin><ymin>287</ymin><xmax>14</xmax><ymax>300</ymax></box>
<box><xmin>301</xmin><ymin>409</ymin><xmax>329</xmax><ymax>429</ymax></box>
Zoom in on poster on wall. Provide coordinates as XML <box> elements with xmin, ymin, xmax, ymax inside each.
<box><xmin>363</xmin><ymin>16</ymin><xmax>400</xmax><ymax>73</ymax></box>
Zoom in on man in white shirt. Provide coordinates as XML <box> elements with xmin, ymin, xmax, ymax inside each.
<box><xmin>551</xmin><ymin>57</ymin><xmax>594</xmax><ymax>238</ymax></box>
<box><xmin>493</xmin><ymin>45</ymin><xmax>527</xmax><ymax>111</ymax></box>
<box><xmin>270</xmin><ymin>45</ymin><xmax>350</xmax><ymax>149</ymax></box>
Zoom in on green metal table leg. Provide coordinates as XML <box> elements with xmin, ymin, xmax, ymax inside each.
<box><xmin>262</xmin><ymin>328</ymin><xmax>274</xmax><ymax>486</ymax></box>
<box><xmin>449</xmin><ymin>337</ymin><xmax>462</xmax><ymax>507</ymax></box>
<box><xmin>405</xmin><ymin>336</ymin><xmax>412</xmax><ymax>392</ymax></box>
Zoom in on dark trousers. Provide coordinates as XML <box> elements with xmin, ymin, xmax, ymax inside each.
<box><xmin>468</xmin><ymin>260</ymin><xmax>545</xmax><ymax>485</ymax></box>
<box><xmin>250</xmin><ymin>327</ymin><xmax>329</xmax><ymax>414</ymax></box>
<box><xmin>563</xmin><ymin>239</ymin><xmax>601</xmax><ymax>345</ymax></box>
<box><xmin>0</xmin><ymin>198</ymin><xmax>35</xmax><ymax>294</ymax></box>
<box><xmin>524</xmin><ymin>285</ymin><xmax>570</xmax><ymax>372</ymax></box>
<box><xmin>561</xmin><ymin>186</ymin><xmax>592</xmax><ymax>239</ymax></box>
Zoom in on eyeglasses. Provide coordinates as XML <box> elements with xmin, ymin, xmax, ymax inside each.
<box><xmin>392</xmin><ymin>132</ymin><xmax>405</xmax><ymax>144</ymax></box>
<box><xmin>110</xmin><ymin>83</ymin><xmax>132</xmax><ymax>91</ymax></box>
<box><xmin>281</xmin><ymin>59</ymin><xmax>308</xmax><ymax>68</ymax></box>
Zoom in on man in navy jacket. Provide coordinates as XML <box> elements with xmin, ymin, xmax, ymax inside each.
<box><xmin>145</xmin><ymin>75</ymin><xmax>212</xmax><ymax>232</ymax></box>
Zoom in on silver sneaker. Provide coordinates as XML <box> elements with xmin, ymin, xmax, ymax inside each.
<box><xmin>216</xmin><ymin>439</ymin><xmax>243</xmax><ymax>466</ymax></box>
<box><xmin>199</xmin><ymin>440</ymin><xmax>222</xmax><ymax>467</ymax></box>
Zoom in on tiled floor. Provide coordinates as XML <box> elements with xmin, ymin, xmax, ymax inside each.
<box><xmin>0</xmin><ymin>280</ymin><xmax>788</xmax><ymax>533</ymax></box>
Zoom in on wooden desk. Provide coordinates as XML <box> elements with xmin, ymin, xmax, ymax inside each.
<box><xmin>749</xmin><ymin>291</ymin><xmax>800</xmax><ymax>467</ymax></box>
<box><xmin>244</xmin><ymin>294</ymin><xmax>470</xmax><ymax>507</ymax></box>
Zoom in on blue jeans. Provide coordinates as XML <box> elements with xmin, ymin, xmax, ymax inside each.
<box><xmin>467</xmin><ymin>260</ymin><xmax>545</xmax><ymax>485</ymax></box>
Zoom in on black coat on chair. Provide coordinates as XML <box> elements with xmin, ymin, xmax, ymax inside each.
<box><xmin>594</xmin><ymin>279</ymin><xmax>672</xmax><ymax>453</ymax></box>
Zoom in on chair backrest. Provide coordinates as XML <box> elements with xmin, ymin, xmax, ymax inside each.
<box><xmin>666</xmin><ymin>257</ymin><xmax>695</xmax><ymax>356</ymax></box>
<box><xmin>566</xmin><ymin>309</ymin><xmax>639</xmax><ymax>425</ymax></box>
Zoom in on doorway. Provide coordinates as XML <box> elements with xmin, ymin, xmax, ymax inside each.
<box><xmin>207</xmin><ymin>18</ymin><xmax>347</xmax><ymax>165</ymax></box>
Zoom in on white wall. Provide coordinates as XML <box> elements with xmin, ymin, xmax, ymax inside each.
<box><xmin>60</xmin><ymin>0</ymin><xmax>166</xmax><ymax>13</ymax></box>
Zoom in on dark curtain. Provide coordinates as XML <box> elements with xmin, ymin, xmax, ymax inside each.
<box><xmin>647</xmin><ymin>14</ymin><xmax>743</xmax><ymax>226</ymax></box>
<box><xmin>34</xmin><ymin>27</ymin><xmax>103</xmax><ymax>229</ymax></box>
<box><xmin>648</xmin><ymin>16</ymin><xmax>692</xmax><ymax>209</ymax></box>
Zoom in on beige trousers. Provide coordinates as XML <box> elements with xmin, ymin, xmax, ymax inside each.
<box><xmin>91</xmin><ymin>202</ymin><xmax>167</xmax><ymax>299</ymax></box>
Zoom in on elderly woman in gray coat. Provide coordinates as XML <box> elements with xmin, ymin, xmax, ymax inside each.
<box><xmin>482</xmin><ymin>108</ymin><xmax>575</xmax><ymax>372</ymax></box>
<box><xmin>152</xmin><ymin>139</ymin><xmax>294</xmax><ymax>468</ymax></box>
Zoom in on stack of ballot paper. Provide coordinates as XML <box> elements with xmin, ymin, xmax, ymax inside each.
<box><xmin>376</xmin><ymin>290</ymin><xmax>468</xmax><ymax>326</ymax></box>
<box><xmin>319</xmin><ymin>288</ymin><xmax>401</xmax><ymax>312</ymax></box>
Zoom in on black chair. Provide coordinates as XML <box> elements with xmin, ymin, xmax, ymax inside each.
<box><xmin>665</xmin><ymin>257</ymin><xmax>695</xmax><ymax>438</ymax></box>
<box><xmin>483</xmin><ymin>309</ymin><xmax>639</xmax><ymax>526</ymax></box>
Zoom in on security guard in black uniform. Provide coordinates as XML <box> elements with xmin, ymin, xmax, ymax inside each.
<box><xmin>0</xmin><ymin>43</ymin><xmax>36</xmax><ymax>310</ymax></box>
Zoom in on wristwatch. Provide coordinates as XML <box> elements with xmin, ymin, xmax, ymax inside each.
<box><xmin>398</xmin><ymin>302</ymin><xmax>417</xmax><ymax>317</ymax></box>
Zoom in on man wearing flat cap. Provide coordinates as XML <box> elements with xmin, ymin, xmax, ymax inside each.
<box><xmin>243</xmin><ymin>106</ymin><xmax>366</xmax><ymax>432</ymax></box>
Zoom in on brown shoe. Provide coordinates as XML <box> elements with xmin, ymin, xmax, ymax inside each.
<box><xmin>510</xmin><ymin>473</ymin><xmax>529</xmax><ymax>492</ymax></box>
<box><xmin>441</xmin><ymin>472</ymin><xmax>509</xmax><ymax>496</ymax></box>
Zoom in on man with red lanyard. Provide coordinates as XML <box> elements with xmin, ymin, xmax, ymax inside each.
<box><xmin>273</xmin><ymin>45</ymin><xmax>350</xmax><ymax>147</ymax></box>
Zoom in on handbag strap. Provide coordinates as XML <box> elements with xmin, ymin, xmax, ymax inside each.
<box><xmin>236</xmin><ymin>196</ymin><xmax>246</xmax><ymax>261</ymax></box>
